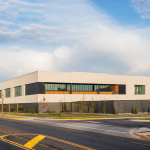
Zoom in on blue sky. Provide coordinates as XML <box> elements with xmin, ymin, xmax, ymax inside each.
<box><xmin>91</xmin><ymin>0</ymin><xmax>150</xmax><ymax>27</ymax></box>
<box><xmin>0</xmin><ymin>0</ymin><xmax>150</xmax><ymax>82</ymax></box>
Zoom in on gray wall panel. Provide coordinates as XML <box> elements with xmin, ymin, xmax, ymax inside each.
<box><xmin>114</xmin><ymin>100</ymin><xmax>125</xmax><ymax>113</ymax></box>
<box><xmin>6</xmin><ymin>104</ymin><xmax>9</xmax><ymax>111</ymax></box>
<box><xmin>23</xmin><ymin>103</ymin><xmax>38</xmax><ymax>113</ymax></box>
<box><xmin>14</xmin><ymin>104</ymin><xmax>17</xmax><ymax>112</ymax></box>
<box><xmin>125</xmin><ymin>100</ymin><xmax>141</xmax><ymax>113</ymax></box>
<box><xmin>142</xmin><ymin>100</ymin><xmax>150</xmax><ymax>112</ymax></box>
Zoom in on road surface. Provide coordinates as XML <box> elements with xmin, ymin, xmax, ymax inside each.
<box><xmin>0</xmin><ymin>117</ymin><xmax>150</xmax><ymax>150</ymax></box>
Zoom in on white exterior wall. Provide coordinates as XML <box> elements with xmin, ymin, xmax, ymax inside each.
<box><xmin>0</xmin><ymin>71</ymin><xmax>150</xmax><ymax>104</ymax></box>
<box><xmin>38</xmin><ymin>71</ymin><xmax>150</xmax><ymax>102</ymax></box>
<box><xmin>0</xmin><ymin>71</ymin><xmax>38</xmax><ymax>104</ymax></box>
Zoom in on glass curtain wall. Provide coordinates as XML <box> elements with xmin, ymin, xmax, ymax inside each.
<box><xmin>5</xmin><ymin>88</ymin><xmax>10</xmax><ymax>98</ymax></box>
<box><xmin>72</xmin><ymin>84</ymin><xmax>93</xmax><ymax>91</ymax></box>
<box><xmin>14</xmin><ymin>86</ymin><xmax>22</xmax><ymax>97</ymax></box>
<box><xmin>134</xmin><ymin>85</ymin><xmax>145</xmax><ymax>94</ymax></box>
<box><xmin>45</xmin><ymin>83</ymin><xmax>70</xmax><ymax>91</ymax></box>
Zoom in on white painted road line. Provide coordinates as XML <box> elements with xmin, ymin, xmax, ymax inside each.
<box><xmin>84</xmin><ymin>127</ymin><xmax>91</xmax><ymax>129</ymax></box>
<box><xmin>84</xmin><ymin>121</ymin><xmax>101</xmax><ymax>124</ymax></box>
<box><xmin>65</xmin><ymin>124</ymin><xmax>74</xmax><ymax>126</ymax></box>
<box><xmin>76</xmin><ymin>126</ymin><xmax>84</xmax><ymax>128</ymax></box>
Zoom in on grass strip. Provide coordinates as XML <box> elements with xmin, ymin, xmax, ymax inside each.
<box><xmin>0</xmin><ymin>112</ymin><xmax>150</xmax><ymax>119</ymax></box>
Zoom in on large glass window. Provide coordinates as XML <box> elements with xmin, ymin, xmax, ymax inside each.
<box><xmin>5</xmin><ymin>88</ymin><xmax>10</xmax><ymax>98</ymax></box>
<box><xmin>135</xmin><ymin>85</ymin><xmax>145</xmax><ymax>94</ymax></box>
<box><xmin>14</xmin><ymin>86</ymin><xmax>22</xmax><ymax>97</ymax></box>
<box><xmin>99</xmin><ymin>85</ymin><xmax>110</xmax><ymax>91</ymax></box>
<box><xmin>26</xmin><ymin>83</ymin><xmax>38</xmax><ymax>95</ymax></box>
<box><xmin>44</xmin><ymin>83</ymin><xmax>70</xmax><ymax>91</ymax></box>
<box><xmin>94</xmin><ymin>85</ymin><xmax>98</xmax><ymax>91</ymax></box>
<box><xmin>72</xmin><ymin>84</ymin><xmax>93</xmax><ymax>91</ymax></box>
<box><xmin>0</xmin><ymin>90</ymin><xmax>2</xmax><ymax>98</ymax></box>
<box><xmin>94</xmin><ymin>85</ymin><xmax>110</xmax><ymax>91</ymax></box>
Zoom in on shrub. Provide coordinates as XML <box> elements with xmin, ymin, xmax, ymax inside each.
<box><xmin>134</xmin><ymin>106</ymin><xmax>138</xmax><ymax>114</ymax></box>
<box><xmin>29</xmin><ymin>108</ymin><xmax>31</xmax><ymax>113</ymax></box>
<box><xmin>53</xmin><ymin>111</ymin><xmax>56</xmax><ymax>113</ymax></box>
<box><xmin>32</xmin><ymin>108</ymin><xmax>35</xmax><ymax>114</ymax></box>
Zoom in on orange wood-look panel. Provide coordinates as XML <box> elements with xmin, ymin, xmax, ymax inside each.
<box><xmin>99</xmin><ymin>92</ymin><xmax>112</xmax><ymax>94</ymax></box>
<box><xmin>72</xmin><ymin>91</ymin><xmax>98</xmax><ymax>94</ymax></box>
<box><xmin>45</xmin><ymin>91</ymin><xmax>70</xmax><ymax>94</ymax></box>
<box><xmin>114</xmin><ymin>85</ymin><xmax>119</xmax><ymax>94</ymax></box>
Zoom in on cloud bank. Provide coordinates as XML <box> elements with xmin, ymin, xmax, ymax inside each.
<box><xmin>0</xmin><ymin>0</ymin><xmax>150</xmax><ymax>82</ymax></box>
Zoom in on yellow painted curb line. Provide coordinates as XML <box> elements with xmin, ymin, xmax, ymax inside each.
<box><xmin>53</xmin><ymin>118</ymin><xmax>103</xmax><ymax>120</ymax></box>
<box><xmin>133</xmin><ymin>132</ymin><xmax>150</xmax><ymax>140</ymax></box>
<box><xmin>13</xmin><ymin>118</ymin><xmax>29</xmax><ymax>120</ymax></box>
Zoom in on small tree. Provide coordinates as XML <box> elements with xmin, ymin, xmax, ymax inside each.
<box><xmin>115</xmin><ymin>106</ymin><xmax>118</xmax><ymax>116</ymax></box>
<box><xmin>39</xmin><ymin>96</ymin><xmax>48</xmax><ymax>116</ymax></box>
<box><xmin>82</xmin><ymin>94</ymin><xmax>86</xmax><ymax>113</ymax></box>
<box><xmin>59</xmin><ymin>98</ymin><xmax>63</xmax><ymax>117</ymax></box>
<box><xmin>103</xmin><ymin>99</ymin><xmax>106</xmax><ymax>114</ymax></box>
<box><xmin>91</xmin><ymin>97</ymin><xmax>94</xmax><ymax>113</ymax></box>
<box><xmin>134</xmin><ymin>106</ymin><xmax>138</xmax><ymax>114</ymax></box>
<box><xmin>79</xmin><ymin>100</ymin><xmax>83</xmax><ymax>113</ymax></box>
<box><xmin>63</xmin><ymin>103</ymin><xmax>67</xmax><ymax>112</ymax></box>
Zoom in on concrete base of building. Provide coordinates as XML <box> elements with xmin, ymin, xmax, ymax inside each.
<box><xmin>0</xmin><ymin>100</ymin><xmax>150</xmax><ymax>114</ymax></box>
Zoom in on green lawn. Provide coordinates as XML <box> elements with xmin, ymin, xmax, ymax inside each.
<box><xmin>0</xmin><ymin>112</ymin><xmax>150</xmax><ymax>119</ymax></box>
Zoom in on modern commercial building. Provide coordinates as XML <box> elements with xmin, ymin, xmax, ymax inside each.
<box><xmin>0</xmin><ymin>71</ymin><xmax>150</xmax><ymax>113</ymax></box>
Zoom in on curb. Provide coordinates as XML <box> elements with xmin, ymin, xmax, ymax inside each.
<box><xmin>52</xmin><ymin>118</ymin><xmax>104</xmax><ymax>120</ymax></box>
<box><xmin>133</xmin><ymin>132</ymin><xmax>150</xmax><ymax>140</ymax></box>
<box><xmin>133</xmin><ymin>127</ymin><xmax>150</xmax><ymax>140</ymax></box>
<box><xmin>12</xmin><ymin>118</ymin><xmax>29</xmax><ymax>120</ymax></box>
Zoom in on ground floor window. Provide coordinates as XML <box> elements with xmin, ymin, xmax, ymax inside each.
<box><xmin>3</xmin><ymin>104</ymin><xmax>6</xmax><ymax>111</ymax></box>
<box><xmin>18</xmin><ymin>104</ymin><xmax>23</xmax><ymax>112</ymax></box>
<box><xmin>10</xmin><ymin>104</ymin><xmax>14</xmax><ymax>112</ymax></box>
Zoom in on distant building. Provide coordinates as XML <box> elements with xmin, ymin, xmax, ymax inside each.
<box><xmin>0</xmin><ymin>71</ymin><xmax>149</xmax><ymax>113</ymax></box>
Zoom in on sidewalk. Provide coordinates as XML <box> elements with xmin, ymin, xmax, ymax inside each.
<box><xmin>133</xmin><ymin>127</ymin><xmax>150</xmax><ymax>140</ymax></box>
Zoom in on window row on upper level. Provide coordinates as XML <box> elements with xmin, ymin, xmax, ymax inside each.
<box><xmin>0</xmin><ymin>83</ymin><xmax>145</xmax><ymax>98</ymax></box>
<box><xmin>0</xmin><ymin>86</ymin><xmax>21</xmax><ymax>98</ymax></box>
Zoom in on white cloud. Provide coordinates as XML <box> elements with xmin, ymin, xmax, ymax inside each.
<box><xmin>0</xmin><ymin>0</ymin><xmax>150</xmax><ymax>81</ymax></box>
<box><xmin>131</xmin><ymin>0</ymin><xmax>150</xmax><ymax>19</ymax></box>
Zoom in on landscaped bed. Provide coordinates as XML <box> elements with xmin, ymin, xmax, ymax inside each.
<box><xmin>0</xmin><ymin>111</ymin><xmax>150</xmax><ymax>119</ymax></box>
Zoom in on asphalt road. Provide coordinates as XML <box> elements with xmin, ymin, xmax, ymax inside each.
<box><xmin>0</xmin><ymin>117</ymin><xmax>150</xmax><ymax>150</ymax></box>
